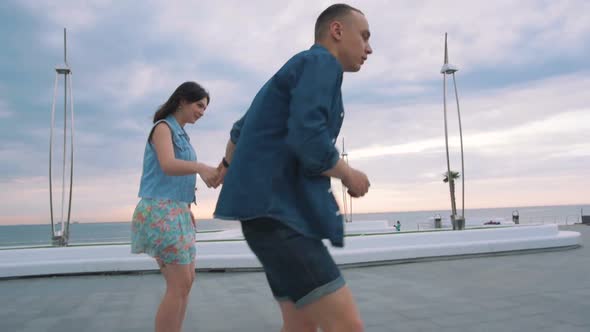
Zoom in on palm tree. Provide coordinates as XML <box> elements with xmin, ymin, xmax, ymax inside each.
<box><xmin>443</xmin><ymin>171</ymin><xmax>460</xmax><ymax>224</ymax></box>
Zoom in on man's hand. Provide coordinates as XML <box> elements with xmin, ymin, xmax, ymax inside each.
<box><xmin>212</xmin><ymin>160</ymin><xmax>228</xmax><ymax>187</ymax></box>
<box><xmin>199</xmin><ymin>164</ymin><xmax>220</xmax><ymax>188</ymax></box>
<box><xmin>342</xmin><ymin>167</ymin><xmax>370</xmax><ymax>198</ymax></box>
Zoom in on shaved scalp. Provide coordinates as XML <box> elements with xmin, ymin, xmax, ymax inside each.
<box><xmin>314</xmin><ymin>3</ymin><xmax>363</xmax><ymax>42</ymax></box>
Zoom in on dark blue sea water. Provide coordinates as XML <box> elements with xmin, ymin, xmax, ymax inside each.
<box><xmin>0</xmin><ymin>204</ymin><xmax>587</xmax><ymax>247</ymax></box>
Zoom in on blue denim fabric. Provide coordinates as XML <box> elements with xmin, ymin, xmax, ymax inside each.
<box><xmin>138</xmin><ymin>114</ymin><xmax>197</xmax><ymax>203</ymax></box>
<box><xmin>214</xmin><ymin>44</ymin><xmax>346</xmax><ymax>246</ymax></box>
<box><xmin>241</xmin><ymin>217</ymin><xmax>345</xmax><ymax>308</ymax></box>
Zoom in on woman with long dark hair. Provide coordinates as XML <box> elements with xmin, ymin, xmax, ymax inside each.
<box><xmin>131</xmin><ymin>81</ymin><xmax>219</xmax><ymax>332</ymax></box>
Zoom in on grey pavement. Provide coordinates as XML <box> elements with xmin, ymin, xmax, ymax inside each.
<box><xmin>1</xmin><ymin>225</ymin><xmax>589</xmax><ymax>332</ymax></box>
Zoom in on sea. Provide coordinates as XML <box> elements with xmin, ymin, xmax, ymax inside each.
<box><xmin>1</xmin><ymin>204</ymin><xmax>588</xmax><ymax>248</ymax></box>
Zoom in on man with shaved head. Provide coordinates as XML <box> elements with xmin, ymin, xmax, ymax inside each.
<box><xmin>214</xmin><ymin>4</ymin><xmax>372</xmax><ymax>331</ymax></box>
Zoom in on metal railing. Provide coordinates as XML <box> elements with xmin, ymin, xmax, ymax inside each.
<box><xmin>415</xmin><ymin>215</ymin><xmax>582</xmax><ymax>231</ymax></box>
<box><xmin>522</xmin><ymin>215</ymin><xmax>580</xmax><ymax>225</ymax></box>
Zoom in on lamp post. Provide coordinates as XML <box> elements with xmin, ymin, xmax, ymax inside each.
<box><xmin>441</xmin><ymin>33</ymin><xmax>465</xmax><ymax>230</ymax></box>
<box><xmin>49</xmin><ymin>28</ymin><xmax>75</xmax><ymax>246</ymax></box>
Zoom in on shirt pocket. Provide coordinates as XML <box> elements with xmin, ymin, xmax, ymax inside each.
<box><xmin>172</xmin><ymin>133</ymin><xmax>187</xmax><ymax>151</ymax></box>
<box><xmin>172</xmin><ymin>133</ymin><xmax>194</xmax><ymax>161</ymax></box>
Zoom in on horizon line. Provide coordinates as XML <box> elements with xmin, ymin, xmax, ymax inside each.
<box><xmin>1</xmin><ymin>202</ymin><xmax>588</xmax><ymax>226</ymax></box>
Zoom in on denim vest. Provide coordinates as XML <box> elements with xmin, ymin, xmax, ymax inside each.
<box><xmin>138</xmin><ymin>114</ymin><xmax>197</xmax><ymax>203</ymax></box>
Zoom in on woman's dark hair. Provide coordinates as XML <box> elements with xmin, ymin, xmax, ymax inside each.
<box><xmin>153</xmin><ymin>81</ymin><xmax>210</xmax><ymax>123</ymax></box>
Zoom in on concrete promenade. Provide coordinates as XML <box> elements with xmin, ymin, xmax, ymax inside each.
<box><xmin>1</xmin><ymin>225</ymin><xmax>588</xmax><ymax>331</ymax></box>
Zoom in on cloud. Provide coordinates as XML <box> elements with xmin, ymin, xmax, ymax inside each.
<box><xmin>0</xmin><ymin>176</ymin><xmax>49</xmax><ymax>224</ymax></box>
<box><xmin>333</xmin><ymin>70</ymin><xmax>590</xmax><ymax>214</ymax></box>
<box><xmin>341</xmin><ymin>71</ymin><xmax>590</xmax><ymax>153</ymax></box>
<box><xmin>0</xmin><ymin>171</ymin><xmax>139</xmax><ymax>225</ymax></box>
<box><xmin>75</xmin><ymin>61</ymin><xmax>179</xmax><ymax>108</ymax></box>
<box><xmin>348</xmin><ymin>108</ymin><xmax>590</xmax><ymax>159</ymax></box>
<box><xmin>0</xmin><ymin>141</ymin><xmax>44</xmax><ymax>178</ymax></box>
<box><xmin>17</xmin><ymin>1</ymin><xmax>590</xmax><ymax>81</ymax></box>
<box><xmin>151</xmin><ymin>0</ymin><xmax>590</xmax><ymax>82</ymax></box>
<box><xmin>72</xmin><ymin>59</ymin><xmax>250</xmax><ymax>123</ymax></box>
<box><xmin>0</xmin><ymin>99</ymin><xmax>12</xmax><ymax>118</ymax></box>
<box><xmin>151</xmin><ymin>0</ymin><xmax>322</xmax><ymax>77</ymax></box>
<box><xmin>355</xmin><ymin>0</ymin><xmax>590</xmax><ymax>83</ymax></box>
<box><xmin>2</xmin><ymin>1</ymin><xmax>589</xmax><ymax>225</ymax></box>
<box><xmin>19</xmin><ymin>0</ymin><xmax>115</xmax><ymax>30</ymax></box>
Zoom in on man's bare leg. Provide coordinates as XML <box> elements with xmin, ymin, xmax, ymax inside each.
<box><xmin>301</xmin><ymin>286</ymin><xmax>363</xmax><ymax>332</ymax></box>
<box><xmin>278</xmin><ymin>301</ymin><xmax>317</xmax><ymax>332</ymax></box>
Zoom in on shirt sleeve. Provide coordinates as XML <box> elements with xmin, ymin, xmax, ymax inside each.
<box><xmin>286</xmin><ymin>54</ymin><xmax>342</xmax><ymax>176</ymax></box>
<box><xmin>229</xmin><ymin>113</ymin><xmax>247</xmax><ymax>144</ymax></box>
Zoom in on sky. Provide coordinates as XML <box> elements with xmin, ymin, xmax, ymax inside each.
<box><xmin>0</xmin><ymin>0</ymin><xmax>589</xmax><ymax>225</ymax></box>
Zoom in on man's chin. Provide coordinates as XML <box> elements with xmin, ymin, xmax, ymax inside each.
<box><xmin>346</xmin><ymin>64</ymin><xmax>362</xmax><ymax>72</ymax></box>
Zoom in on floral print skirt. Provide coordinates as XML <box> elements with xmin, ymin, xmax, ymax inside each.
<box><xmin>131</xmin><ymin>198</ymin><xmax>196</xmax><ymax>265</ymax></box>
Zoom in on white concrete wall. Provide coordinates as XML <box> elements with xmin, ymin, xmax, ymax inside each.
<box><xmin>0</xmin><ymin>224</ymin><xmax>580</xmax><ymax>278</ymax></box>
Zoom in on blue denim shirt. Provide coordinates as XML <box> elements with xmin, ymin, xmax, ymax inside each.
<box><xmin>138</xmin><ymin>114</ymin><xmax>197</xmax><ymax>204</ymax></box>
<box><xmin>214</xmin><ymin>44</ymin><xmax>346</xmax><ymax>246</ymax></box>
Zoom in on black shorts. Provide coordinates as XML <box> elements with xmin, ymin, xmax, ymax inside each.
<box><xmin>241</xmin><ymin>217</ymin><xmax>345</xmax><ymax>308</ymax></box>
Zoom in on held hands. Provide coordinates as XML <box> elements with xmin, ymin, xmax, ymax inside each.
<box><xmin>214</xmin><ymin>160</ymin><xmax>228</xmax><ymax>187</ymax></box>
<box><xmin>198</xmin><ymin>159</ymin><xmax>229</xmax><ymax>189</ymax></box>
<box><xmin>199</xmin><ymin>164</ymin><xmax>221</xmax><ymax>188</ymax></box>
<box><xmin>342</xmin><ymin>167</ymin><xmax>370</xmax><ymax>198</ymax></box>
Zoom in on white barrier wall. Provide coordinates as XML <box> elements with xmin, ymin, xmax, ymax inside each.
<box><xmin>0</xmin><ymin>224</ymin><xmax>580</xmax><ymax>278</ymax></box>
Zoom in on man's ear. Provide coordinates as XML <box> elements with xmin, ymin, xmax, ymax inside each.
<box><xmin>329</xmin><ymin>21</ymin><xmax>344</xmax><ymax>41</ymax></box>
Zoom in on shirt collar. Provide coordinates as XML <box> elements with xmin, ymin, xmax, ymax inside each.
<box><xmin>309</xmin><ymin>44</ymin><xmax>344</xmax><ymax>73</ymax></box>
<box><xmin>165</xmin><ymin>114</ymin><xmax>189</xmax><ymax>138</ymax></box>
<box><xmin>310</xmin><ymin>43</ymin><xmax>330</xmax><ymax>52</ymax></box>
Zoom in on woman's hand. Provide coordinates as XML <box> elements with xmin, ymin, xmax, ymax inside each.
<box><xmin>190</xmin><ymin>209</ymin><xmax>196</xmax><ymax>229</ymax></box>
<box><xmin>198</xmin><ymin>164</ymin><xmax>220</xmax><ymax>188</ymax></box>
